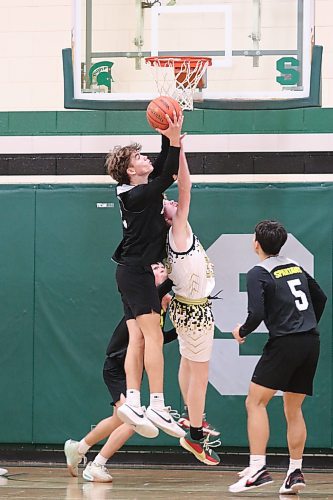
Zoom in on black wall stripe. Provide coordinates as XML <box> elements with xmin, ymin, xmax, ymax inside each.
<box><xmin>0</xmin><ymin>152</ymin><xmax>332</xmax><ymax>175</ymax></box>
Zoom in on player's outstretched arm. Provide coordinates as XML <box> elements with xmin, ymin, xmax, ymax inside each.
<box><xmin>151</xmin><ymin>110</ymin><xmax>183</xmax><ymax>179</ymax></box>
<box><xmin>172</xmin><ymin>140</ymin><xmax>191</xmax><ymax>250</ymax></box>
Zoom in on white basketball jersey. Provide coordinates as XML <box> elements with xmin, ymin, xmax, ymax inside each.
<box><xmin>165</xmin><ymin>224</ymin><xmax>215</xmax><ymax>299</ymax></box>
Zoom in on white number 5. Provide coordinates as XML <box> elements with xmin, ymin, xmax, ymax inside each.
<box><xmin>287</xmin><ymin>278</ymin><xmax>309</xmax><ymax>311</ymax></box>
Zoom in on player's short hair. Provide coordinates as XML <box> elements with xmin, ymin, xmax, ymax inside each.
<box><xmin>254</xmin><ymin>220</ymin><xmax>288</xmax><ymax>255</ymax></box>
<box><xmin>105</xmin><ymin>143</ymin><xmax>142</xmax><ymax>184</ymax></box>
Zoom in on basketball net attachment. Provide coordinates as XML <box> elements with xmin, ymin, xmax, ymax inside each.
<box><xmin>145</xmin><ymin>56</ymin><xmax>212</xmax><ymax>111</ymax></box>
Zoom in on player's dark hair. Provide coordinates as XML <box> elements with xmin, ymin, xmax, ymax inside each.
<box><xmin>254</xmin><ymin>220</ymin><xmax>288</xmax><ymax>255</ymax></box>
<box><xmin>105</xmin><ymin>143</ymin><xmax>142</xmax><ymax>184</ymax></box>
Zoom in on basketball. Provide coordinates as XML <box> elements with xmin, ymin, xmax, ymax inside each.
<box><xmin>146</xmin><ymin>95</ymin><xmax>182</xmax><ymax>130</ymax></box>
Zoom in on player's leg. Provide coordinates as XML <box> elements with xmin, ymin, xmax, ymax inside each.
<box><xmin>246</xmin><ymin>382</ymin><xmax>276</xmax><ymax>455</ymax></box>
<box><xmin>177</xmin><ymin>356</ymin><xmax>190</xmax><ymax>429</ymax></box>
<box><xmin>179</xmin><ymin>359</ymin><xmax>220</xmax><ymax>465</ymax></box>
<box><xmin>279</xmin><ymin>392</ymin><xmax>307</xmax><ymax>494</ymax></box>
<box><xmin>86</xmin><ymin>415</ymin><xmax>123</xmax><ymax>445</ymax></box>
<box><xmin>122</xmin><ymin>265</ymin><xmax>164</xmax><ymax>395</ymax></box>
<box><xmin>124</xmin><ymin>319</ymin><xmax>144</xmax><ymax>392</ymax></box>
<box><xmin>229</xmin><ymin>382</ymin><xmax>275</xmax><ymax>493</ymax></box>
<box><xmin>83</xmin><ymin>400</ymin><xmax>135</xmax><ymax>483</ymax></box>
<box><xmin>64</xmin><ymin>411</ymin><xmax>121</xmax><ymax>477</ymax></box>
<box><xmin>136</xmin><ymin>311</ymin><xmax>164</xmax><ymax>394</ymax></box>
<box><xmin>187</xmin><ymin>359</ymin><xmax>208</xmax><ymax>428</ymax></box>
<box><xmin>178</xmin><ymin>356</ymin><xmax>220</xmax><ymax>437</ymax></box>
<box><xmin>83</xmin><ymin>422</ymin><xmax>134</xmax><ymax>483</ymax></box>
<box><xmin>176</xmin><ymin>303</ymin><xmax>219</xmax><ymax>464</ymax></box>
<box><xmin>136</xmin><ymin>312</ymin><xmax>184</xmax><ymax>437</ymax></box>
<box><xmin>284</xmin><ymin>392</ymin><xmax>307</xmax><ymax>459</ymax></box>
<box><xmin>65</xmin><ymin>356</ymin><xmax>129</xmax><ymax>476</ymax></box>
<box><xmin>116</xmin><ymin>266</ymin><xmax>183</xmax><ymax>437</ymax></box>
<box><xmin>114</xmin><ymin>264</ymin><xmax>146</xmax><ymax>418</ymax></box>
<box><xmin>110</xmin><ymin>329</ymin><xmax>159</xmax><ymax>437</ymax></box>
<box><xmin>279</xmin><ymin>333</ymin><xmax>319</xmax><ymax>494</ymax></box>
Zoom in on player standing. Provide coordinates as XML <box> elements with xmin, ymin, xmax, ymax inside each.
<box><xmin>229</xmin><ymin>220</ymin><xmax>327</xmax><ymax>494</ymax></box>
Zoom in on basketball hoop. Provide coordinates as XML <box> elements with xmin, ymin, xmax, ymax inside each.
<box><xmin>145</xmin><ymin>56</ymin><xmax>212</xmax><ymax>111</ymax></box>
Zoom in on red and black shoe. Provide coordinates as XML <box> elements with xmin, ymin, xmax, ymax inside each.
<box><xmin>279</xmin><ymin>469</ymin><xmax>306</xmax><ymax>494</ymax></box>
<box><xmin>180</xmin><ymin>432</ymin><xmax>221</xmax><ymax>466</ymax></box>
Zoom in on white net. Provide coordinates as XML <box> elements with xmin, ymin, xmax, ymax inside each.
<box><xmin>145</xmin><ymin>57</ymin><xmax>211</xmax><ymax>111</ymax></box>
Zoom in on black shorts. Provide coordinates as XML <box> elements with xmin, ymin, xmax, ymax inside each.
<box><xmin>252</xmin><ymin>333</ymin><xmax>320</xmax><ymax>396</ymax></box>
<box><xmin>103</xmin><ymin>354</ymin><xmax>126</xmax><ymax>405</ymax></box>
<box><xmin>116</xmin><ymin>264</ymin><xmax>161</xmax><ymax>320</ymax></box>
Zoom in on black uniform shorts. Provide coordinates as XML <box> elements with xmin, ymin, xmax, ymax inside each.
<box><xmin>103</xmin><ymin>354</ymin><xmax>126</xmax><ymax>405</ymax></box>
<box><xmin>116</xmin><ymin>264</ymin><xmax>161</xmax><ymax>320</ymax></box>
<box><xmin>252</xmin><ymin>332</ymin><xmax>320</xmax><ymax>396</ymax></box>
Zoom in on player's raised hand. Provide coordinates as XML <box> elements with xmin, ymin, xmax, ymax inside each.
<box><xmin>157</xmin><ymin>111</ymin><xmax>184</xmax><ymax>147</ymax></box>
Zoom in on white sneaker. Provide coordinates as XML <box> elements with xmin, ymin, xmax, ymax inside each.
<box><xmin>64</xmin><ymin>439</ymin><xmax>86</xmax><ymax>477</ymax></box>
<box><xmin>229</xmin><ymin>466</ymin><xmax>273</xmax><ymax>493</ymax></box>
<box><xmin>117</xmin><ymin>404</ymin><xmax>159</xmax><ymax>438</ymax></box>
<box><xmin>83</xmin><ymin>461</ymin><xmax>113</xmax><ymax>483</ymax></box>
<box><xmin>0</xmin><ymin>468</ymin><xmax>8</xmax><ymax>476</ymax></box>
<box><xmin>146</xmin><ymin>406</ymin><xmax>186</xmax><ymax>438</ymax></box>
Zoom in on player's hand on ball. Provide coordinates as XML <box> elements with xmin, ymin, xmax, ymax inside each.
<box><xmin>160</xmin><ymin>112</ymin><xmax>184</xmax><ymax>147</ymax></box>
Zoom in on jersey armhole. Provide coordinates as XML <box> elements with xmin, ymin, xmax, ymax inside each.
<box><xmin>168</xmin><ymin>223</ymin><xmax>193</xmax><ymax>254</ymax></box>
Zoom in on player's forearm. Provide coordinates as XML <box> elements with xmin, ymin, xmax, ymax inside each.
<box><xmin>126</xmin><ymin>147</ymin><xmax>180</xmax><ymax>209</ymax></box>
<box><xmin>239</xmin><ymin>312</ymin><xmax>263</xmax><ymax>337</ymax></box>
<box><xmin>177</xmin><ymin>149</ymin><xmax>191</xmax><ymax>191</ymax></box>
<box><xmin>150</xmin><ymin>135</ymin><xmax>170</xmax><ymax>179</ymax></box>
<box><xmin>157</xmin><ymin>279</ymin><xmax>173</xmax><ymax>299</ymax></box>
<box><xmin>177</xmin><ymin>149</ymin><xmax>191</xmax><ymax>219</ymax></box>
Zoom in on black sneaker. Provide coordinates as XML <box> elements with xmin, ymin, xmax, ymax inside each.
<box><xmin>279</xmin><ymin>469</ymin><xmax>306</xmax><ymax>494</ymax></box>
<box><xmin>229</xmin><ymin>466</ymin><xmax>273</xmax><ymax>493</ymax></box>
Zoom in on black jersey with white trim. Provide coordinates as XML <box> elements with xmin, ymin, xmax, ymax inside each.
<box><xmin>239</xmin><ymin>256</ymin><xmax>327</xmax><ymax>338</ymax></box>
<box><xmin>112</xmin><ymin>136</ymin><xmax>180</xmax><ymax>266</ymax></box>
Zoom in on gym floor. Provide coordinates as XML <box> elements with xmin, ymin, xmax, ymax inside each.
<box><xmin>0</xmin><ymin>466</ymin><xmax>332</xmax><ymax>499</ymax></box>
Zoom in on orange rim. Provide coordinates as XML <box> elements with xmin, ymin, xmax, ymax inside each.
<box><xmin>145</xmin><ymin>56</ymin><xmax>212</xmax><ymax>69</ymax></box>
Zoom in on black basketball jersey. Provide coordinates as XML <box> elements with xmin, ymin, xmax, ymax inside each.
<box><xmin>239</xmin><ymin>256</ymin><xmax>327</xmax><ymax>338</ymax></box>
<box><xmin>112</xmin><ymin>137</ymin><xmax>180</xmax><ymax>266</ymax></box>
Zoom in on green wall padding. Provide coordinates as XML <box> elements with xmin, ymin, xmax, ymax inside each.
<box><xmin>0</xmin><ymin>188</ymin><xmax>35</xmax><ymax>442</ymax></box>
<box><xmin>33</xmin><ymin>187</ymin><xmax>122</xmax><ymax>442</ymax></box>
<box><xmin>0</xmin><ymin>183</ymin><xmax>331</xmax><ymax>448</ymax></box>
<box><xmin>1</xmin><ymin>108</ymin><xmax>333</xmax><ymax>136</ymax></box>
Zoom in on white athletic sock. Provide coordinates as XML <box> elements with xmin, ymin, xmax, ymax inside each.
<box><xmin>126</xmin><ymin>389</ymin><xmax>141</xmax><ymax>407</ymax></box>
<box><xmin>150</xmin><ymin>393</ymin><xmax>165</xmax><ymax>410</ymax></box>
<box><xmin>249</xmin><ymin>455</ymin><xmax>266</xmax><ymax>471</ymax></box>
<box><xmin>93</xmin><ymin>453</ymin><xmax>108</xmax><ymax>466</ymax></box>
<box><xmin>78</xmin><ymin>438</ymin><xmax>90</xmax><ymax>455</ymax></box>
<box><xmin>287</xmin><ymin>458</ymin><xmax>302</xmax><ymax>475</ymax></box>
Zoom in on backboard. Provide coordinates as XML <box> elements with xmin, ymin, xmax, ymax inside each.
<box><xmin>64</xmin><ymin>0</ymin><xmax>321</xmax><ymax>110</ymax></box>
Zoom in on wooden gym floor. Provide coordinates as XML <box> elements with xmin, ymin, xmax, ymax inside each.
<box><xmin>0</xmin><ymin>466</ymin><xmax>332</xmax><ymax>499</ymax></box>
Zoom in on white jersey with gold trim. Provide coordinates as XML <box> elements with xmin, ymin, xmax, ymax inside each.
<box><xmin>165</xmin><ymin>224</ymin><xmax>215</xmax><ymax>299</ymax></box>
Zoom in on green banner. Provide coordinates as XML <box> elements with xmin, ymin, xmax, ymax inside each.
<box><xmin>0</xmin><ymin>183</ymin><xmax>331</xmax><ymax>449</ymax></box>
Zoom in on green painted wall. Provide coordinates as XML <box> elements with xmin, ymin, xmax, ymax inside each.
<box><xmin>1</xmin><ymin>108</ymin><xmax>333</xmax><ymax>136</ymax></box>
<box><xmin>0</xmin><ymin>183</ymin><xmax>331</xmax><ymax>449</ymax></box>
